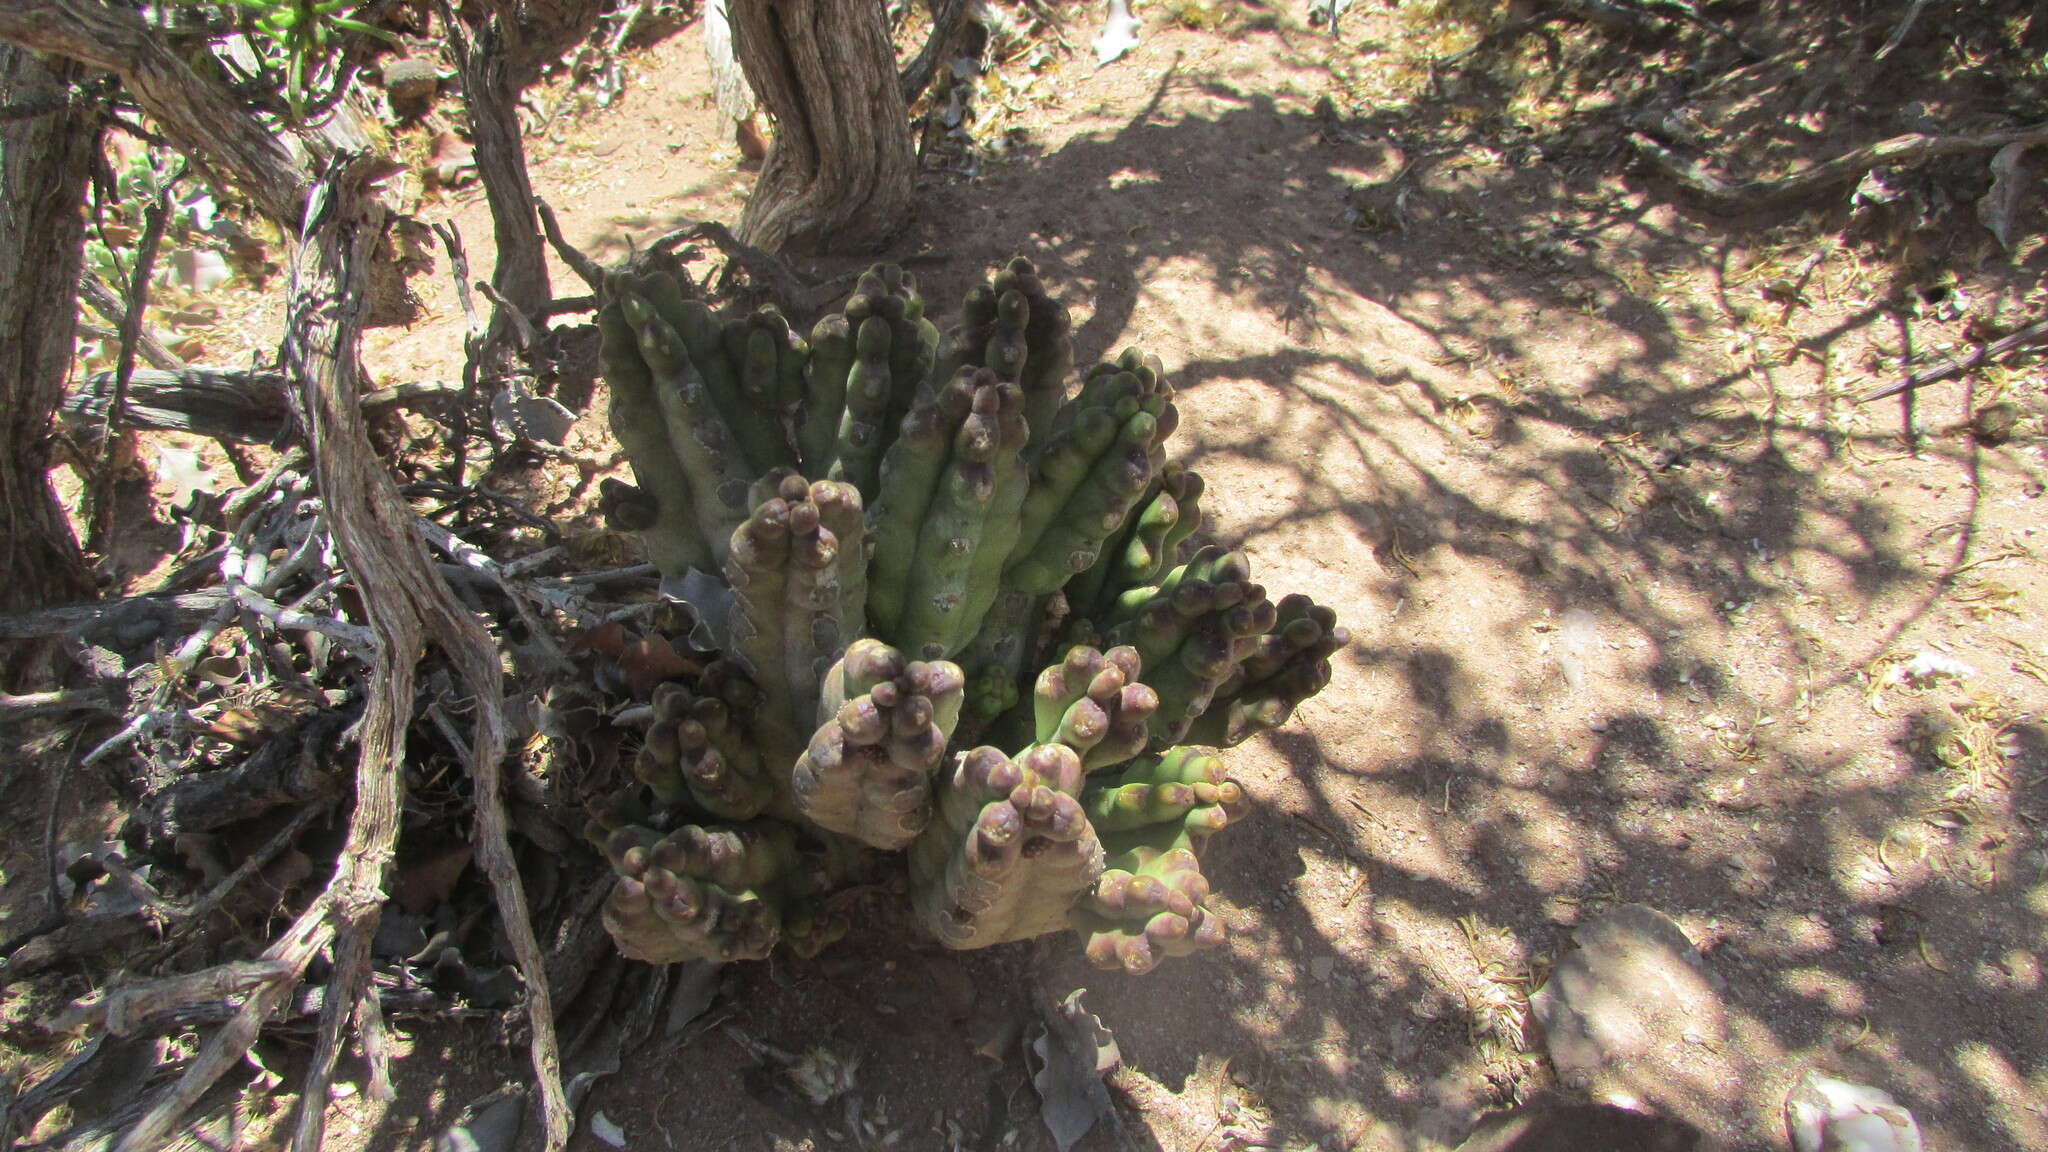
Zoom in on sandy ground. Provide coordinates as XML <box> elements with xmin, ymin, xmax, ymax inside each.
<box><xmin>9</xmin><ymin>5</ymin><xmax>2047</xmax><ymax>1151</ymax></box>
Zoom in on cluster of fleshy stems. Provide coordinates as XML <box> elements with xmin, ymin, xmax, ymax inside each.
<box><xmin>586</xmin><ymin>254</ymin><xmax>1347</xmax><ymax>974</ymax></box>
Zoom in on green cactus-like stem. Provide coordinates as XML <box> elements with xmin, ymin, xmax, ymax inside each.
<box><xmin>598</xmin><ymin>300</ymin><xmax>714</xmax><ymax>574</ymax></box>
<box><xmin>1106</xmin><ymin>548</ymin><xmax>1278</xmax><ymax>748</ymax></box>
<box><xmin>829</xmin><ymin>314</ymin><xmax>899</xmax><ymax>500</ymax></box>
<box><xmin>1066</xmin><ymin>463</ymin><xmax>1206</xmax><ymax>620</ymax></box>
<box><xmin>936</xmin><ymin>283</ymin><xmax>995</xmax><ymax>383</ymax></box>
<box><xmin>792</xmin><ymin>640</ymin><xmax>966</xmax><ymax>849</ymax></box>
<box><xmin>867</xmin><ymin>370</ymin><xmax>1030</xmax><ymax>659</ymax></box>
<box><xmin>1079</xmin><ymin>747</ymin><xmax>1242</xmax><ymax>834</ymax></box>
<box><xmin>1071</xmin><ymin>828</ymin><xmax>1227</xmax><ymax>974</ymax></box>
<box><xmin>798</xmin><ymin>313</ymin><xmax>854</xmax><ymax>472</ymax></box>
<box><xmin>934</xmin><ymin>258</ymin><xmax>1072</xmax><ymax>461</ymax></box>
<box><xmin>1047</xmin><ymin>350</ymin><xmax>1175</xmax><ymax>461</ymax></box>
<box><xmin>1118</xmin><ymin>464</ymin><xmax>1203</xmax><ymax>579</ymax></box>
<box><xmin>951</xmin><ymin>586</ymin><xmax>1041</xmax><ymax>726</ymax></box>
<box><xmin>1004</xmin><ymin>402</ymin><xmax>1162</xmax><ymax>598</ymax></box>
<box><xmin>720</xmin><ymin>307</ymin><xmax>809</xmax><ymax>420</ymax></box>
<box><xmin>867</xmin><ymin>375</ymin><xmax>965</xmax><ymax>640</ymax></box>
<box><xmin>615</xmin><ymin>283</ymin><xmax>759</xmax><ymax>563</ymax></box>
<box><xmin>601</xmin><ymin>822</ymin><xmax>799</xmax><ymax>963</ymax></box>
<box><xmin>869</xmin><ymin>266</ymin><xmax>942</xmax><ymax>425</ymax></box>
<box><xmin>585</xmin><ymin>254</ymin><xmax>1341</xmax><ymax>975</ymax></box>
<box><xmin>653</xmin><ymin>281</ymin><xmax>796</xmax><ymax>479</ymax></box>
<box><xmin>722</xmin><ymin>309</ymin><xmax>809</xmax><ymax>477</ymax></box>
<box><xmin>724</xmin><ymin>473</ymin><xmax>869</xmax><ymax>750</ymax></box>
<box><xmin>635</xmin><ymin>681</ymin><xmax>775</xmax><ymax>820</ymax></box>
<box><xmin>1187</xmin><ymin>594</ymin><xmax>1348</xmax><ymax>747</ymax></box>
<box><xmin>800</xmin><ymin>267</ymin><xmax>939</xmax><ymax>497</ymax></box>
<box><xmin>912</xmin><ymin>744</ymin><xmax>1104</xmax><ymax>948</ymax></box>
<box><xmin>1024</xmin><ymin>644</ymin><xmax>1159</xmax><ymax>771</ymax></box>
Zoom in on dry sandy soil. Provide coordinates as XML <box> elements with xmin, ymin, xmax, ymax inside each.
<box><xmin>8</xmin><ymin>4</ymin><xmax>2047</xmax><ymax>1151</ymax></box>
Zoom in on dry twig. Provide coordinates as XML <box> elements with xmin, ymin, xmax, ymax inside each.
<box><xmin>1862</xmin><ymin>316</ymin><xmax>2048</xmax><ymax>402</ymax></box>
<box><xmin>80</xmin><ymin>271</ymin><xmax>185</xmax><ymax>372</ymax></box>
<box><xmin>85</xmin><ymin>171</ymin><xmax>175</xmax><ymax>555</ymax></box>
<box><xmin>115</xmin><ymin>161</ymin><xmax>568</xmax><ymax>1152</ymax></box>
<box><xmin>1630</xmin><ymin>119</ymin><xmax>2048</xmax><ymax>211</ymax></box>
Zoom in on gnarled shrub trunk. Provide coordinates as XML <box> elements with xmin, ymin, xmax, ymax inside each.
<box><xmin>0</xmin><ymin>46</ymin><xmax>95</xmax><ymax>619</ymax></box>
<box><xmin>731</xmin><ymin>0</ymin><xmax>915</xmax><ymax>254</ymax></box>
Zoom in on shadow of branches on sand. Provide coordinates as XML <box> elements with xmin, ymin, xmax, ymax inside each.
<box><xmin>367</xmin><ymin>13</ymin><xmax>2047</xmax><ymax>1152</ymax></box>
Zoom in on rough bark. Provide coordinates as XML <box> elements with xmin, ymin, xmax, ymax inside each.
<box><xmin>504</xmin><ymin>0</ymin><xmax>606</xmax><ymax>90</ymax></box>
<box><xmin>899</xmin><ymin>0</ymin><xmax>970</xmax><ymax>106</ymax></box>
<box><xmin>447</xmin><ymin>2</ymin><xmax>551</xmax><ymax>331</ymax></box>
<box><xmin>140</xmin><ymin>708</ymin><xmax>351</xmax><ymax>840</ymax></box>
<box><xmin>0</xmin><ymin>45</ymin><xmax>96</xmax><ymax>618</ymax></box>
<box><xmin>732</xmin><ymin>0</ymin><xmax>916</xmax><ymax>254</ymax></box>
<box><xmin>0</xmin><ymin>0</ymin><xmax>308</xmax><ymax>226</ymax></box>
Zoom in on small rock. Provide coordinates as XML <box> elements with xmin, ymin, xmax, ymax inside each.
<box><xmin>1531</xmin><ymin>905</ymin><xmax>1740</xmax><ymax>1121</ymax></box>
<box><xmin>1310</xmin><ymin>956</ymin><xmax>1336</xmax><ymax>982</ymax></box>
<box><xmin>1971</xmin><ymin>401</ymin><xmax>2021</xmax><ymax>447</ymax></box>
<box><xmin>590</xmin><ymin>1111</ymin><xmax>627</xmax><ymax>1148</ymax></box>
<box><xmin>380</xmin><ymin>58</ymin><xmax>441</xmax><ymax>116</ymax></box>
<box><xmin>1786</xmin><ymin>1071</ymin><xmax>1922</xmax><ymax>1152</ymax></box>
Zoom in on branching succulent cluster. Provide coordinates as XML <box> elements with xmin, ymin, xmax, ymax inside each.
<box><xmin>591</xmin><ymin>256</ymin><xmax>1346</xmax><ymax>973</ymax></box>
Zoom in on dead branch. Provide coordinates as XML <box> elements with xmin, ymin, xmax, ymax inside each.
<box><xmin>0</xmin><ymin>591</ymin><xmax>228</xmax><ymax>642</ymax></box>
<box><xmin>1861</xmin><ymin>315</ymin><xmax>2048</xmax><ymax>402</ymax></box>
<box><xmin>49</xmin><ymin>961</ymin><xmax>296</xmax><ymax>1037</ymax></box>
<box><xmin>148</xmin><ymin>803</ymin><xmax>330</xmax><ymax>943</ymax></box>
<box><xmin>1</xmin><ymin>43</ymin><xmax>98</xmax><ymax>620</ymax></box>
<box><xmin>0</xmin><ymin>914</ymin><xmax>152</xmax><ymax>985</ymax></box>
<box><xmin>1629</xmin><ymin>119</ymin><xmax>2048</xmax><ymax>212</ymax></box>
<box><xmin>228</xmin><ymin>583</ymin><xmax>376</xmax><ymax>651</ymax></box>
<box><xmin>900</xmin><ymin>0</ymin><xmax>969</xmax><ymax>105</ymax></box>
<box><xmin>536</xmin><ymin>197</ymin><xmax>605</xmax><ymax>293</ymax></box>
<box><xmin>65</xmin><ymin>367</ymin><xmax>290</xmax><ymax>444</ymax></box>
<box><xmin>1873</xmin><ymin>0</ymin><xmax>1936</xmax><ymax>61</ymax></box>
<box><xmin>63</xmin><ymin>368</ymin><xmax>465</xmax><ymax>445</ymax></box>
<box><xmin>80</xmin><ymin>273</ymin><xmax>185</xmax><ymax>372</ymax></box>
<box><xmin>113</xmin><ymin>161</ymin><xmax>565</xmax><ymax>1152</ymax></box>
<box><xmin>433</xmin><ymin>219</ymin><xmax>489</xmax><ymax>483</ymax></box>
<box><xmin>0</xmin><ymin>689</ymin><xmax>114</xmax><ymax>722</ymax></box>
<box><xmin>416</xmin><ymin>517</ymin><xmax>579</xmax><ymax>655</ymax></box>
<box><xmin>0</xmin><ymin>0</ymin><xmax>308</xmax><ymax>225</ymax></box>
<box><xmin>441</xmin><ymin>0</ymin><xmax>551</xmax><ymax>344</ymax></box>
<box><xmin>679</xmin><ymin>219</ymin><xmax>820</xmax><ymax>311</ymax></box>
<box><xmin>86</xmin><ymin>173</ymin><xmax>175</xmax><ymax>554</ymax></box>
<box><xmin>140</xmin><ymin>708</ymin><xmax>347</xmax><ymax>838</ymax></box>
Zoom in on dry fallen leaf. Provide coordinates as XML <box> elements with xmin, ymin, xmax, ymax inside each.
<box><xmin>619</xmin><ymin>635</ymin><xmax>696</xmax><ymax>699</ymax></box>
<box><xmin>1977</xmin><ymin>143</ymin><xmax>2034</xmax><ymax>251</ymax></box>
<box><xmin>1027</xmin><ymin>989</ymin><xmax>1122</xmax><ymax>1152</ymax></box>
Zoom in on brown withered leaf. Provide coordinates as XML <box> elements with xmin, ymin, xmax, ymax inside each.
<box><xmin>1027</xmin><ymin>989</ymin><xmax>1122</xmax><ymax>1152</ymax></box>
<box><xmin>200</xmin><ymin>686</ymin><xmax>324</xmax><ymax>746</ymax></box>
<box><xmin>572</xmin><ymin>621</ymin><xmax>630</xmax><ymax>659</ymax></box>
<box><xmin>394</xmin><ymin>841</ymin><xmax>474</xmax><ymax>915</ymax></box>
<box><xmin>620</xmin><ymin>635</ymin><xmax>697</xmax><ymax>699</ymax></box>
<box><xmin>1978</xmin><ymin>143</ymin><xmax>2035</xmax><ymax>251</ymax></box>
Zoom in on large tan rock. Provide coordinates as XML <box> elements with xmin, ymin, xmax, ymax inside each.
<box><xmin>1529</xmin><ymin>904</ymin><xmax>1756</xmax><ymax>1127</ymax></box>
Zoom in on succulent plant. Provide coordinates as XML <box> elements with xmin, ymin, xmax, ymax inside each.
<box><xmin>589</xmin><ymin>256</ymin><xmax>1347</xmax><ymax>972</ymax></box>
